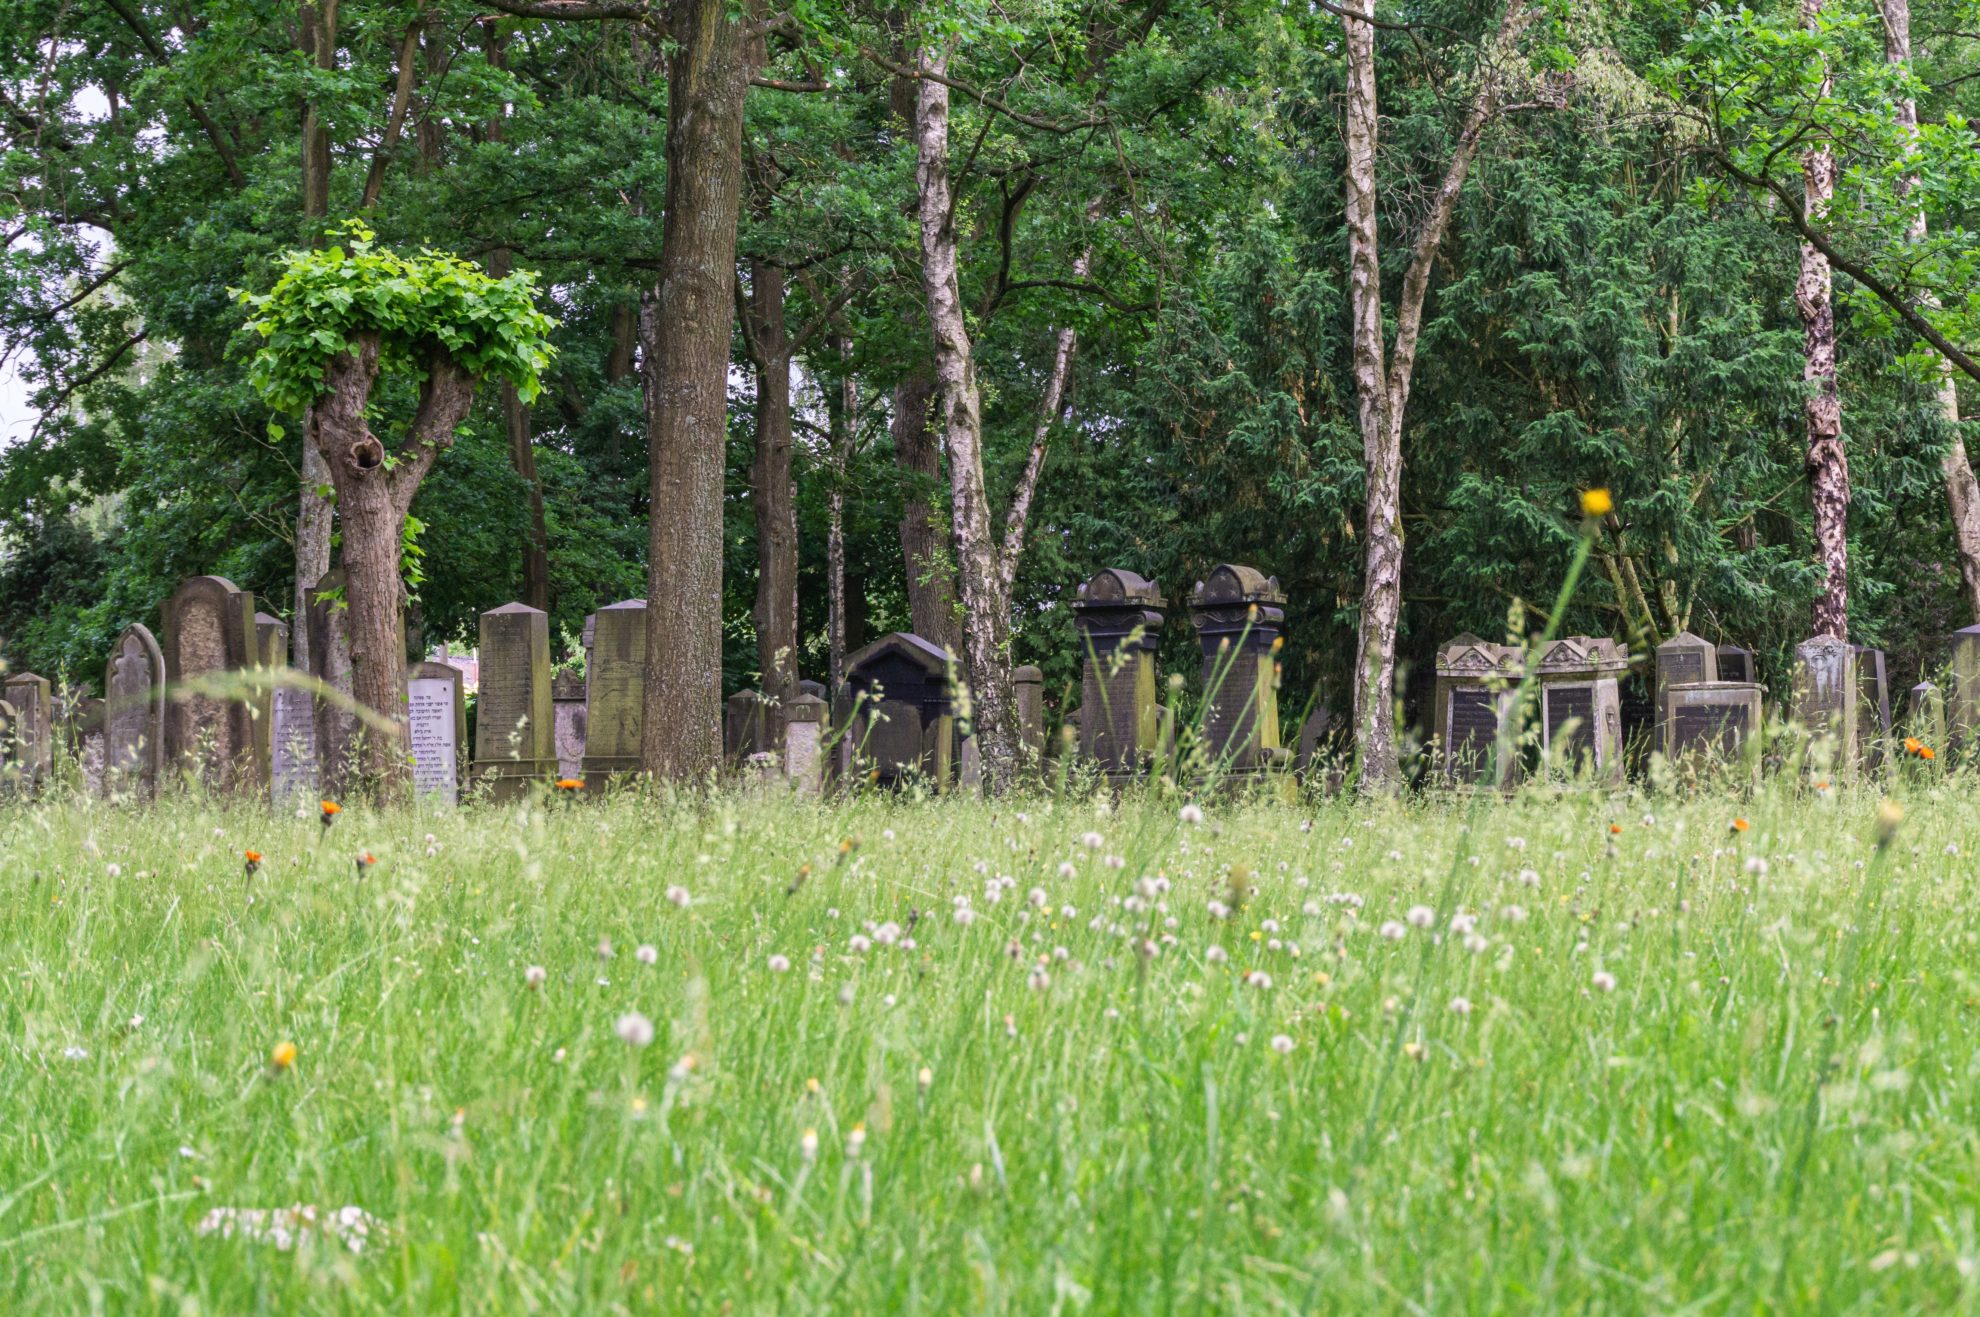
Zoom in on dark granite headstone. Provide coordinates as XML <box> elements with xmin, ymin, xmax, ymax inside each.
<box><xmin>1187</xmin><ymin>565</ymin><xmax>1287</xmax><ymax>773</ymax></box>
<box><xmin>1072</xmin><ymin>568</ymin><xmax>1167</xmax><ymax>777</ymax></box>
<box><xmin>1433</xmin><ymin>634</ymin><xmax>1521</xmax><ymax>785</ymax></box>
<box><xmin>1535</xmin><ymin>637</ymin><xmax>1629</xmax><ymax>780</ymax></box>
<box><xmin>838</xmin><ymin>632</ymin><xmax>958</xmax><ymax>788</ymax></box>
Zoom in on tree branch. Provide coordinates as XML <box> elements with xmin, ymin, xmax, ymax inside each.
<box><xmin>101</xmin><ymin>0</ymin><xmax>249</xmax><ymax>188</ymax></box>
<box><xmin>361</xmin><ymin>21</ymin><xmax>425</xmax><ymax>211</ymax></box>
<box><xmin>481</xmin><ymin>0</ymin><xmax>651</xmax><ymax>19</ymax></box>
<box><xmin>862</xmin><ymin>46</ymin><xmax>1106</xmax><ymax>134</ymax></box>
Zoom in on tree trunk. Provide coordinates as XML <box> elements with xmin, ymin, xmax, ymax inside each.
<box><xmin>639</xmin><ymin>0</ymin><xmax>751</xmax><ymax>782</ymax></box>
<box><xmin>893</xmin><ymin>371</ymin><xmax>962</xmax><ymax>654</ymax></box>
<box><xmin>913</xmin><ymin>48</ymin><xmax>1020</xmax><ymax>789</ymax></box>
<box><xmin>1800</xmin><ymin>0</ymin><xmax>1848</xmax><ymax>639</ymax></box>
<box><xmin>1343</xmin><ymin>0</ymin><xmax>1399</xmax><ymax>791</ymax></box>
<box><xmin>746</xmin><ymin>258</ymin><xmax>800</xmax><ymax>729</ymax></box>
<box><xmin>308</xmin><ymin>339</ymin><xmax>475</xmax><ymax>794</ymax></box>
<box><xmin>1881</xmin><ymin>0</ymin><xmax>1980</xmax><ymax>619</ymax></box>
<box><xmin>294</xmin><ymin>0</ymin><xmax>339</xmax><ymax>673</ymax></box>
<box><xmin>998</xmin><ymin>240</ymin><xmax>1089</xmax><ymax>594</ymax></box>
<box><xmin>828</xmin><ymin>334</ymin><xmax>854</xmax><ymax>693</ymax></box>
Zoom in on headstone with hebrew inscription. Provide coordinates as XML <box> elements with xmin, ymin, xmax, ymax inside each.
<box><xmin>406</xmin><ymin>659</ymin><xmax>466</xmax><ymax>804</ymax></box>
<box><xmin>837</xmin><ymin>633</ymin><xmax>957</xmax><ymax>789</ymax></box>
<box><xmin>783</xmin><ymin>692</ymin><xmax>826</xmax><ymax>795</ymax></box>
<box><xmin>104</xmin><ymin>622</ymin><xmax>166</xmax><ymax>798</ymax></box>
<box><xmin>1072</xmin><ymin>568</ymin><xmax>1166</xmax><ymax>778</ymax></box>
<box><xmin>1654</xmin><ymin>632</ymin><xmax>1718</xmax><ymax>743</ymax></box>
<box><xmin>1947</xmin><ymin>623</ymin><xmax>1980</xmax><ymax>758</ymax></box>
<box><xmin>161</xmin><ymin>575</ymin><xmax>257</xmax><ymax>789</ymax></box>
<box><xmin>1662</xmin><ymin>682</ymin><xmax>1763</xmax><ymax>763</ymax></box>
<box><xmin>1715</xmin><ymin>644</ymin><xmax>1756</xmax><ymax>686</ymax></box>
<box><xmin>1791</xmin><ymin>636</ymin><xmax>1858</xmax><ymax>767</ymax></box>
<box><xmin>1188</xmin><ymin>565</ymin><xmax>1287</xmax><ymax>774</ymax></box>
<box><xmin>1852</xmin><ymin>644</ymin><xmax>1894</xmax><ymax>770</ymax></box>
<box><xmin>1434</xmin><ymin>634</ymin><xmax>1522</xmax><ymax>786</ymax></box>
<box><xmin>582</xmin><ymin>599</ymin><xmax>645</xmax><ymax>780</ymax></box>
<box><xmin>1535</xmin><ymin>638</ymin><xmax>1629</xmax><ymax>781</ymax></box>
<box><xmin>552</xmin><ymin>670</ymin><xmax>587</xmax><ymax>779</ymax></box>
<box><xmin>470</xmin><ymin>602</ymin><xmax>555</xmax><ymax>798</ymax></box>
<box><xmin>3</xmin><ymin>672</ymin><xmax>53</xmax><ymax>789</ymax></box>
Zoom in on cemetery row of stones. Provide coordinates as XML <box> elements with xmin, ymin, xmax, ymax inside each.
<box><xmin>0</xmin><ymin>566</ymin><xmax>1968</xmax><ymax>802</ymax></box>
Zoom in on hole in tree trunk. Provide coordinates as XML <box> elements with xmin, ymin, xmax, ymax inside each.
<box><xmin>349</xmin><ymin>435</ymin><xmax>385</xmax><ymax>473</ymax></box>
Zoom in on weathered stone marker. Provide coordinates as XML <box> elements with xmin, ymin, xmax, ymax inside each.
<box><xmin>1434</xmin><ymin>634</ymin><xmax>1521</xmax><ymax>785</ymax></box>
<box><xmin>3</xmin><ymin>672</ymin><xmax>53</xmax><ymax>788</ymax></box>
<box><xmin>1662</xmin><ymin>682</ymin><xmax>1763</xmax><ymax>763</ymax></box>
<box><xmin>1852</xmin><ymin>644</ymin><xmax>1893</xmax><ymax>769</ymax></box>
<box><xmin>306</xmin><ymin>569</ymin><xmax>358</xmax><ymax>795</ymax></box>
<box><xmin>269</xmin><ymin>686</ymin><xmax>317</xmax><ymax>806</ymax></box>
<box><xmin>1072</xmin><ymin>568</ymin><xmax>1167</xmax><ymax>778</ymax></box>
<box><xmin>725</xmin><ymin>689</ymin><xmax>766</xmax><ymax>763</ymax></box>
<box><xmin>582</xmin><ymin>599</ymin><xmax>646</xmax><ymax>780</ymax></box>
<box><xmin>1947</xmin><ymin>624</ymin><xmax>1980</xmax><ymax>756</ymax></box>
<box><xmin>1013</xmin><ymin>664</ymin><xmax>1045</xmax><ymax>760</ymax></box>
<box><xmin>470</xmin><ymin>602</ymin><xmax>555</xmax><ymax>798</ymax></box>
<box><xmin>552</xmin><ymin>670</ymin><xmax>587</xmax><ymax>779</ymax></box>
<box><xmin>837</xmin><ymin>633</ymin><xmax>958</xmax><ymax>788</ymax></box>
<box><xmin>406</xmin><ymin>659</ymin><xmax>467</xmax><ymax>804</ymax></box>
<box><xmin>104</xmin><ymin>622</ymin><xmax>166</xmax><ymax>798</ymax></box>
<box><xmin>1535</xmin><ymin>637</ymin><xmax>1628</xmax><ymax>779</ymax></box>
<box><xmin>248</xmin><ymin>611</ymin><xmax>288</xmax><ymax>789</ymax></box>
<box><xmin>161</xmin><ymin>575</ymin><xmax>257</xmax><ymax>789</ymax></box>
<box><xmin>1188</xmin><ymin>564</ymin><xmax>1288</xmax><ymax>773</ymax></box>
<box><xmin>1715</xmin><ymin>644</ymin><xmax>1756</xmax><ymax>685</ymax></box>
<box><xmin>1654</xmin><ymin>632</ymin><xmax>1718</xmax><ymax>744</ymax></box>
<box><xmin>784</xmin><ymin>692</ymin><xmax>826</xmax><ymax>795</ymax></box>
<box><xmin>1791</xmin><ymin>636</ymin><xmax>1858</xmax><ymax>767</ymax></box>
<box><xmin>1910</xmin><ymin>679</ymin><xmax>1946</xmax><ymax>763</ymax></box>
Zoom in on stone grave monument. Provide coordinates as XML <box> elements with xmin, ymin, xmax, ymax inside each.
<box><xmin>161</xmin><ymin>575</ymin><xmax>258</xmax><ymax>789</ymax></box>
<box><xmin>470</xmin><ymin>602</ymin><xmax>556</xmax><ymax>798</ymax></box>
<box><xmin>1654</xmin><ymin>632</ymin><xmax>1718</xmax><ymax>742</ymax></box>
<box><xmin>1661</xmin><ymin>682</ymin><xmax>1764</xmax><ymax>763</ymax></box>
<box><xmin>1535</xmin><ymin>637</ymin><xmax>1628</xmax><ymax>779</ymax></box>
<box><xmin>3</xmin><ymin>672</ymin><xmax>53</xmax><ymax>789</ymax></box>
<box><xmin>1433</xmin><ymin>633</ymin><xmax>1522</xmax><ymax>785</ymax></box>
<box><xmin>725</xmin><ymin>689</ymin><xmax>766</xmax><ymax>763</ymax></box>
<box><xmin>553</xmin><ymin>670</ymin><xmax>587</xmax><ymax>779</ymax></box>
<box><xmin>1187</xmin><ymin>564</ymin><xmax>1288</xmax><ymax>774</ymax></box>
<box><xmin>306</xmin><ymin>569</ymin><xmax>359</xmax><ymax>795</ymax></box>
<box><xmin>582</xmin><ymin>599</ymin><xmax>646</xmax><ymax>780</ymax></box>
<box><xmin>837</xmin><ymin>633</ymin><xmax>958</xmax><ymax>789</ymax></box>
<box><xmin>1790</xmin><ymin>636</ymin><xmax>1858</xmax><ymax>767</ymax></box>
<box><xmin>1947</xmin><ymin>623</ymin><xmax>1980</xmax><ymax>757</ymax></box>
<box><xmin>1715</xmin><ymin>644</ymin><xmax>1756</xmax><ymax>685</ymax></box>
<box><xmin>1071</xmin><ymin>568</ymin><xmax>1167</xmax><ymax>778</ymax></box>
<box><xmin>406</xmin><ymin>659</ymin><xmax>467</xmax><ymax>804</ymax></box>
<box><xmin>1852</xmin><ymin>644</ymin><xmax>1893</xmax><ymax>769</ymax></box>
<box><xmin>104</xmin><ymin>622</ymin><xmax>166</xmax><ymax>798</ymax></box>
<box><xmin>1910</xmin><ymin>679</ymin><xmax>1945</xmax><ymax>762</ymax></box>
<box><xmin>783</xmin><ymin>692</ymin><xmax>826</xmax><ymax>795</ymax></box>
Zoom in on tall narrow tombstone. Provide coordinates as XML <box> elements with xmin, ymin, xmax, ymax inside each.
<box><xmin>1187</xmin><ymin>565</ymin><xmax>1288</xmax><ymax>773</ymax></box>
<box><xmin>1791</xmin><ymin>636</ymin><xmax>1858</xmax><ymax>768</ymax></box>
<box><xmin>1013</xmin><ymin>665</ymin><xmax>1045</xmax><ymax>760</ymax></box>
<box><xmin>74</xmin><ymin>696</ymin><xmax>105</xmax><ymax>796</ymax></box>
<box><xmin>1851</xmin><ymin>645</ymin><xmax>1893</xmax><ymax>770</ymax></box>
<box><xmin>1947</xmin><ymin>623</ymin><xmax>1980</xmax><ymax>757</ymax></box>
<box><xmin>3</xmin><ymin>672</ymin><xmax>53</xmax><ymax>788</ymax></box>
<box><xmin>406</xmin><ymin>659</ymin><xmax>467</xmax><ymax>804</ymax></box>
<box><xmin>784</xmin><ymin>692</ymin><xmax>826</xmax><ymax>795</ymax></box>
<box><xmin>1654</xmin><ymin>632</ymin><xmax>1719</xmax><ymax>743</ymax></box>
<box><xmin>1296</xmin><ymin>707</ymin><xmax>1330</xmax><ymax>776</ymax></box>
<box><xmin>1535</xmin><ymin>638</ymin><xmax>1629</xmax><ymax>780</ymax></box>
<box><xmin>470</xmin><ymin>602</ymin><xmax>556</xmax><ymax>798</ymax></box>
<box><xmin>725</xmin><ymin>689</ymin><xmax>766</xmax><ymax>764</ymax></box>
<box><xmin>1433</xmin><ymin>634</ymin><xmax>1522</xmax><ymax>785</ymax></box>
<box><xmin>1072</xmin><ymin>569</ymin><xmax>1167</xmax><ymax>778</ymax></box>
<box><xmin>838</xmin><ymin>633</ymin><xmax>958</xmax><ymax>789</ymax></box>
<box><xmin>0</xmin><ymin>700</ymin><xmax>14</xmax><ymax>785</ymax></box>
<box><xmin>1910</xmin><ymin>679</ymin><xmax>1946</xmax><ymax>764</ymax></box>
<box><xmin>1715</xmin><ymin>645</ymin><xmax>1756</xmax><ymax>685</ymax></box>
<box><xmin>582</xmin><ymin>599</ymin><xmax>646</xmax><ymax>779</ymax></box>
<box><xmin>1662</xmin><ymin>682</ymin><xmax>1764</xmax><ymax>763</ymax></box>
<box><xmin>269</xmin><ymin>685</ymin><xmax>317</xmax><ymax>807</ymax></box>
<box><xmin>248</xmin><ymin>611</ymin><xmax>288</xmax><ymax>789</ymax></box>
<box><xmin>161</xmin><ymin>575</ymin><xmax>257</xmax><ymax>789</ymax></box>
<box><xmin>306</xmin><ymin>569</ymin><xmax>359</xmax><ymax>795</ymax></box>
<box><xmin>552</xmin><ymin>670</ymin><xmax>587</xmax><ymax>779</ymax></box>
<box><xmin>104</xmin><ymin>622</ymin><xmax>166</xmax><ymax>798</ymax></box>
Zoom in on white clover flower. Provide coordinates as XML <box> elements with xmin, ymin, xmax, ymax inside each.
<box><xmin>953</xmin><ymin>908</ymin><xmax>976</xmax><ymax>927</ymax></box>
<box><xmin>1270</xmin><ymin>1034</ymin><xmax>1294</xmax><ymax>1054</ymax></box>
<box><xmin>1743</xmin><ymin>857</ymin><xmax>1769</xmax><ymax>877</ymax></box>
<box><xmin>665</xmin><ymin>885</ymin><xmax>691</xmax><ymax>908</ymax></box>
<box><xmin>1449</xmin><ymin>996</ymin><xmax>1473</xmax><ymax>1016</ymax></box>
<box><xmin>1206</xmin><ymin>944</ymin><xmax>1228</xmax><ymax>964</ymax></box>
<box><xmin>1506</xmin><ymin>836</ymin><xmax>1526</xmax><ymax>851</ymax></box>
<box><xmin>524</xmin><ymin>965</ymin><xmax>547</xmax><ymax>989</ymax></box>
<box><xmin>1463</xmin><ymin>933</ymin><xmax>1490</xmax><ymax>955</ymax></box>
<box><xmin>1207</xmin><ymin>900</ymin><xmax>1230</xmax><ymax>920</ymax></box>
<box><xmin>1081</xmin><ymin>831</ymin><xmax>1105</xmax><ymax>850</ymax></box>
<box><xmin>1057</xmin><ymin>861</ymin><xmax>1077</xmax><ymax>880</ymax></box>
<box><xmin>62</xmin><ymin>1046</ymin><xmax>88</xmax><ymax>1061</ymax></box>
<box><xmin>768</xmin><ymin>954</ymin><xmax>792</xmax><ymax>973</ymax></box>
<box><xmin>850</xmin><ymin>934</ymin><xmax>872</xmax><ymax>953</ymax></box>
<box><xmin>1180</xmin><ymin>804</ymin><xmax>1205</xmax><ymax>826</ymax></box>
<box><xmin>1245</xmin><ymin>970</ymin><xmax>1273</xmax><ymax>990</ymax></box>
<box><xmin>1502</xmin><ymin>904</ymin><xmax>1529</xmax><ymax>923</ymax></box>
<box><xmin>1517</xmin><ymin>868</ymin><xmax>1540</xmax><ymax>888</ymax></box>
<box><xmin>1105</xmin><ymin>855</ymin><xmax>1126</xmax><ymax>870</ymax></box>
<box><xmin>1592</xmin><ymin>970</ymin><xmax>1617</xmax><ymax>993</ymax></box>
<box><xmin>636</xmin><ymin>944</ymin><xmax>658</xmax><ymax>965</ymax></box>
<box><xmin>1028</xmin><ymin>887</ymin><xmax>1049</xmax><ymax>908</ymax></box>
<box><xmin>596</xmin><ymin>938</ymin><xmax>614</xmax><ymax>960</ymax></box>
<box><xmin>615</xmin><ymin>1012</ymin><xmax>655</xmax><ymax>1048</ymax></box>
<box><xmin>1379</xmin><ymin>920</ymin><xmax>1406</xmax><ymax>941</ymax></box>
<box><xmin>1028</xmin><ymin>966</ymin><xmax>1050</xmax><ymax>992</ymax></box>
<box><xmin>1448</xmin><ymin>913</ymin><xmax>1476</xmax><ymax>935</ymax></box>
<box><xmin>1261</xmin><ymin>918</ymin><xmax>1280</xmax><ymax>934</ymax></box>
<box><xmin>1406</xmin><ymin>905</ymin><xmax>1435</xmax><ymax>929</ymax></box>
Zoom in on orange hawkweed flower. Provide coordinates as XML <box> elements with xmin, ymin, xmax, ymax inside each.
<box><xmin>1609</xmin><ymin>824</ymin><xmax>1623</xmax><ymax>835</ymax></box>
<box><xmin>319</xmin><ymin>800</ymin><xmax>341</xmax><ymax>825</ymax></box>
<box><xmin>1903</xmin><ymin>737</ymin><xmax>1935</xmax><ymax>760</ymax></box>
<box><xmin>1731</xmin><ymin>818</ymin><xmax>1750</xmax><ymax>833</ymax></box>
<box><xmin>555</xmin><ymin>777</ymin><xmax>584</xmax><ymax>791</ymax></box>
<box><xmin>1922</xmin><ymin>746</ymin><xmax>1937</xmax><ymax>761</ymax></box>
<box><xmin>355</xmin><ymin>852</ymin><xmax>376</xmax><ymax>876</ymax></box>
<box><xmin>243</xmin><ymin>849</ymin><xmax>262</xmax><ymax>875</ymax></box>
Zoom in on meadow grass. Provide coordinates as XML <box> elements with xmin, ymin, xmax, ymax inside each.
<box><xmin>3</xmin><ymin>777</ymin><xmax>1979</xmax><ymax>1312</ymax></box>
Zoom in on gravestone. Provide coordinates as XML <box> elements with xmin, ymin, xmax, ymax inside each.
<box><xmin>1662</xmin><ymin>682</ymin><xmax>1764</xmax><ymax>763</ymax></box>
<box><xmin>1072</xmin><ymin>569</ymin><xmax>1167</xmax><ymax>778</ymax></box>
<box><xmin>798</xmin><ymin>679</ymin><xmax>827</xmax><ymax>700</ymax></box>
<box><xmin>784</xmin><ymin>692</ymin><xmax>826</xmax><ymax>795</ymax></box>
<box><xmin>74</xmin><ymin>696</ymin><xmax>105</xmax><ymax>796</ymax></box>
<box><xmin>1654</xmin><ymin>632</ymin><xmax>1718</xmax><ymax>743</ymax></box>
<box><xmin>1433</xmin><ymin>634</ymin><xmax>1522</xmax><ymax>785</ymax></box>
<box><xmin>1910</xmin><ymin>679</ymin><xmax>1946</xmax><ymax>762</ymax></box>
<box><xmin>306</xmin><ymin>569</ymin><xmax>359</xmax><ymax>795</ymax></box>
<box><xmin>1791</xmin><ymin>636</ymin><xmax>1858</xmax><ymax>767</ymax></box>
<box><xmin>582</xmin><ymin>599</ymin><xmax>645</xmax><ymax>780</ymax></box>
<box><xmin>1188</xmin><ymin>565</ymin><xmax>1289</xmax><ymax>773</ymax></box>
<box><xmin>249</xmin><ymin>611</ymin><xmax>288</xmax><ymax>789</ymax></box>
<box><xmin>1296</xmin><ymin>706</ymin><xmax>1330</xmax><ymax>775</ymax></box>
<box><xmin>837</xmin><ymin>633</ymin><xmax>958</xmax><ymax>788</ymax></box>
<box><xmin>553</xmin><ymin>670</ymin><xmax>587</xmax><ymax>779</ymax></box>
<box><xmin>161</xmin><ymin>575</ymin><xmax>257</xmax><ymax>789</ymax></box>
<box><xmin>1715</xmin><ymin>644</ymin><xmax>1756</xmax><ymax>685</ymax></box>
<box><xmin>0</xmin><ymin>701</ymin><xmax>13</xmax><ymax>785</ymax></box>
<box><xmin>470</xmin><ymin>602</ymin><xmax>556</xmax><ymax>798</ymax></box>
<box><xmin>1535</xmin><ymin>637</ymin><xmax>1629</xmax><ymax>779</ymax></box>
<box><xmin>269</xmin><ymin>686</ymin><xmax>317</xmax><ymax>806</ymax></box>
<box><xmin>1851</xmin><ymin>644</ymin><xmax>1894</xmax><ymax>770</ymax></box>
<box><xmin>1947</xmin><ymin>624</ymin><xmax>1980</xmax><ymax>757</ymax></box>
<box><xmin>725</xmin><ymin>689</ymin><xmax>766</xmax><ymax>763</ymax></box>
<box><xmin>1013</xmin><ymin>665</ymin><xmax>1045</xmax><ymax>760</ymax></box>
<box><xmin>406</xmin><ymin>659</ymin><xmax>467</xmax><ymax>804</ymax></box>
<box><xmin>3</xmin><ymin>672</ymin><xmax>53</xmax><ymax>788</ymax></box>
<box><xmin>103</xmin><ymin>622</ymin><xmax>166</xmax><ymax>798</ymax></box>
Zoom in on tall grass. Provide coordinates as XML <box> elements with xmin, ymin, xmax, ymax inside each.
<box><xmin>1</xmin><ymin>780</ymin><xmax>1975</xmax><ymax>1310</ymax></box>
